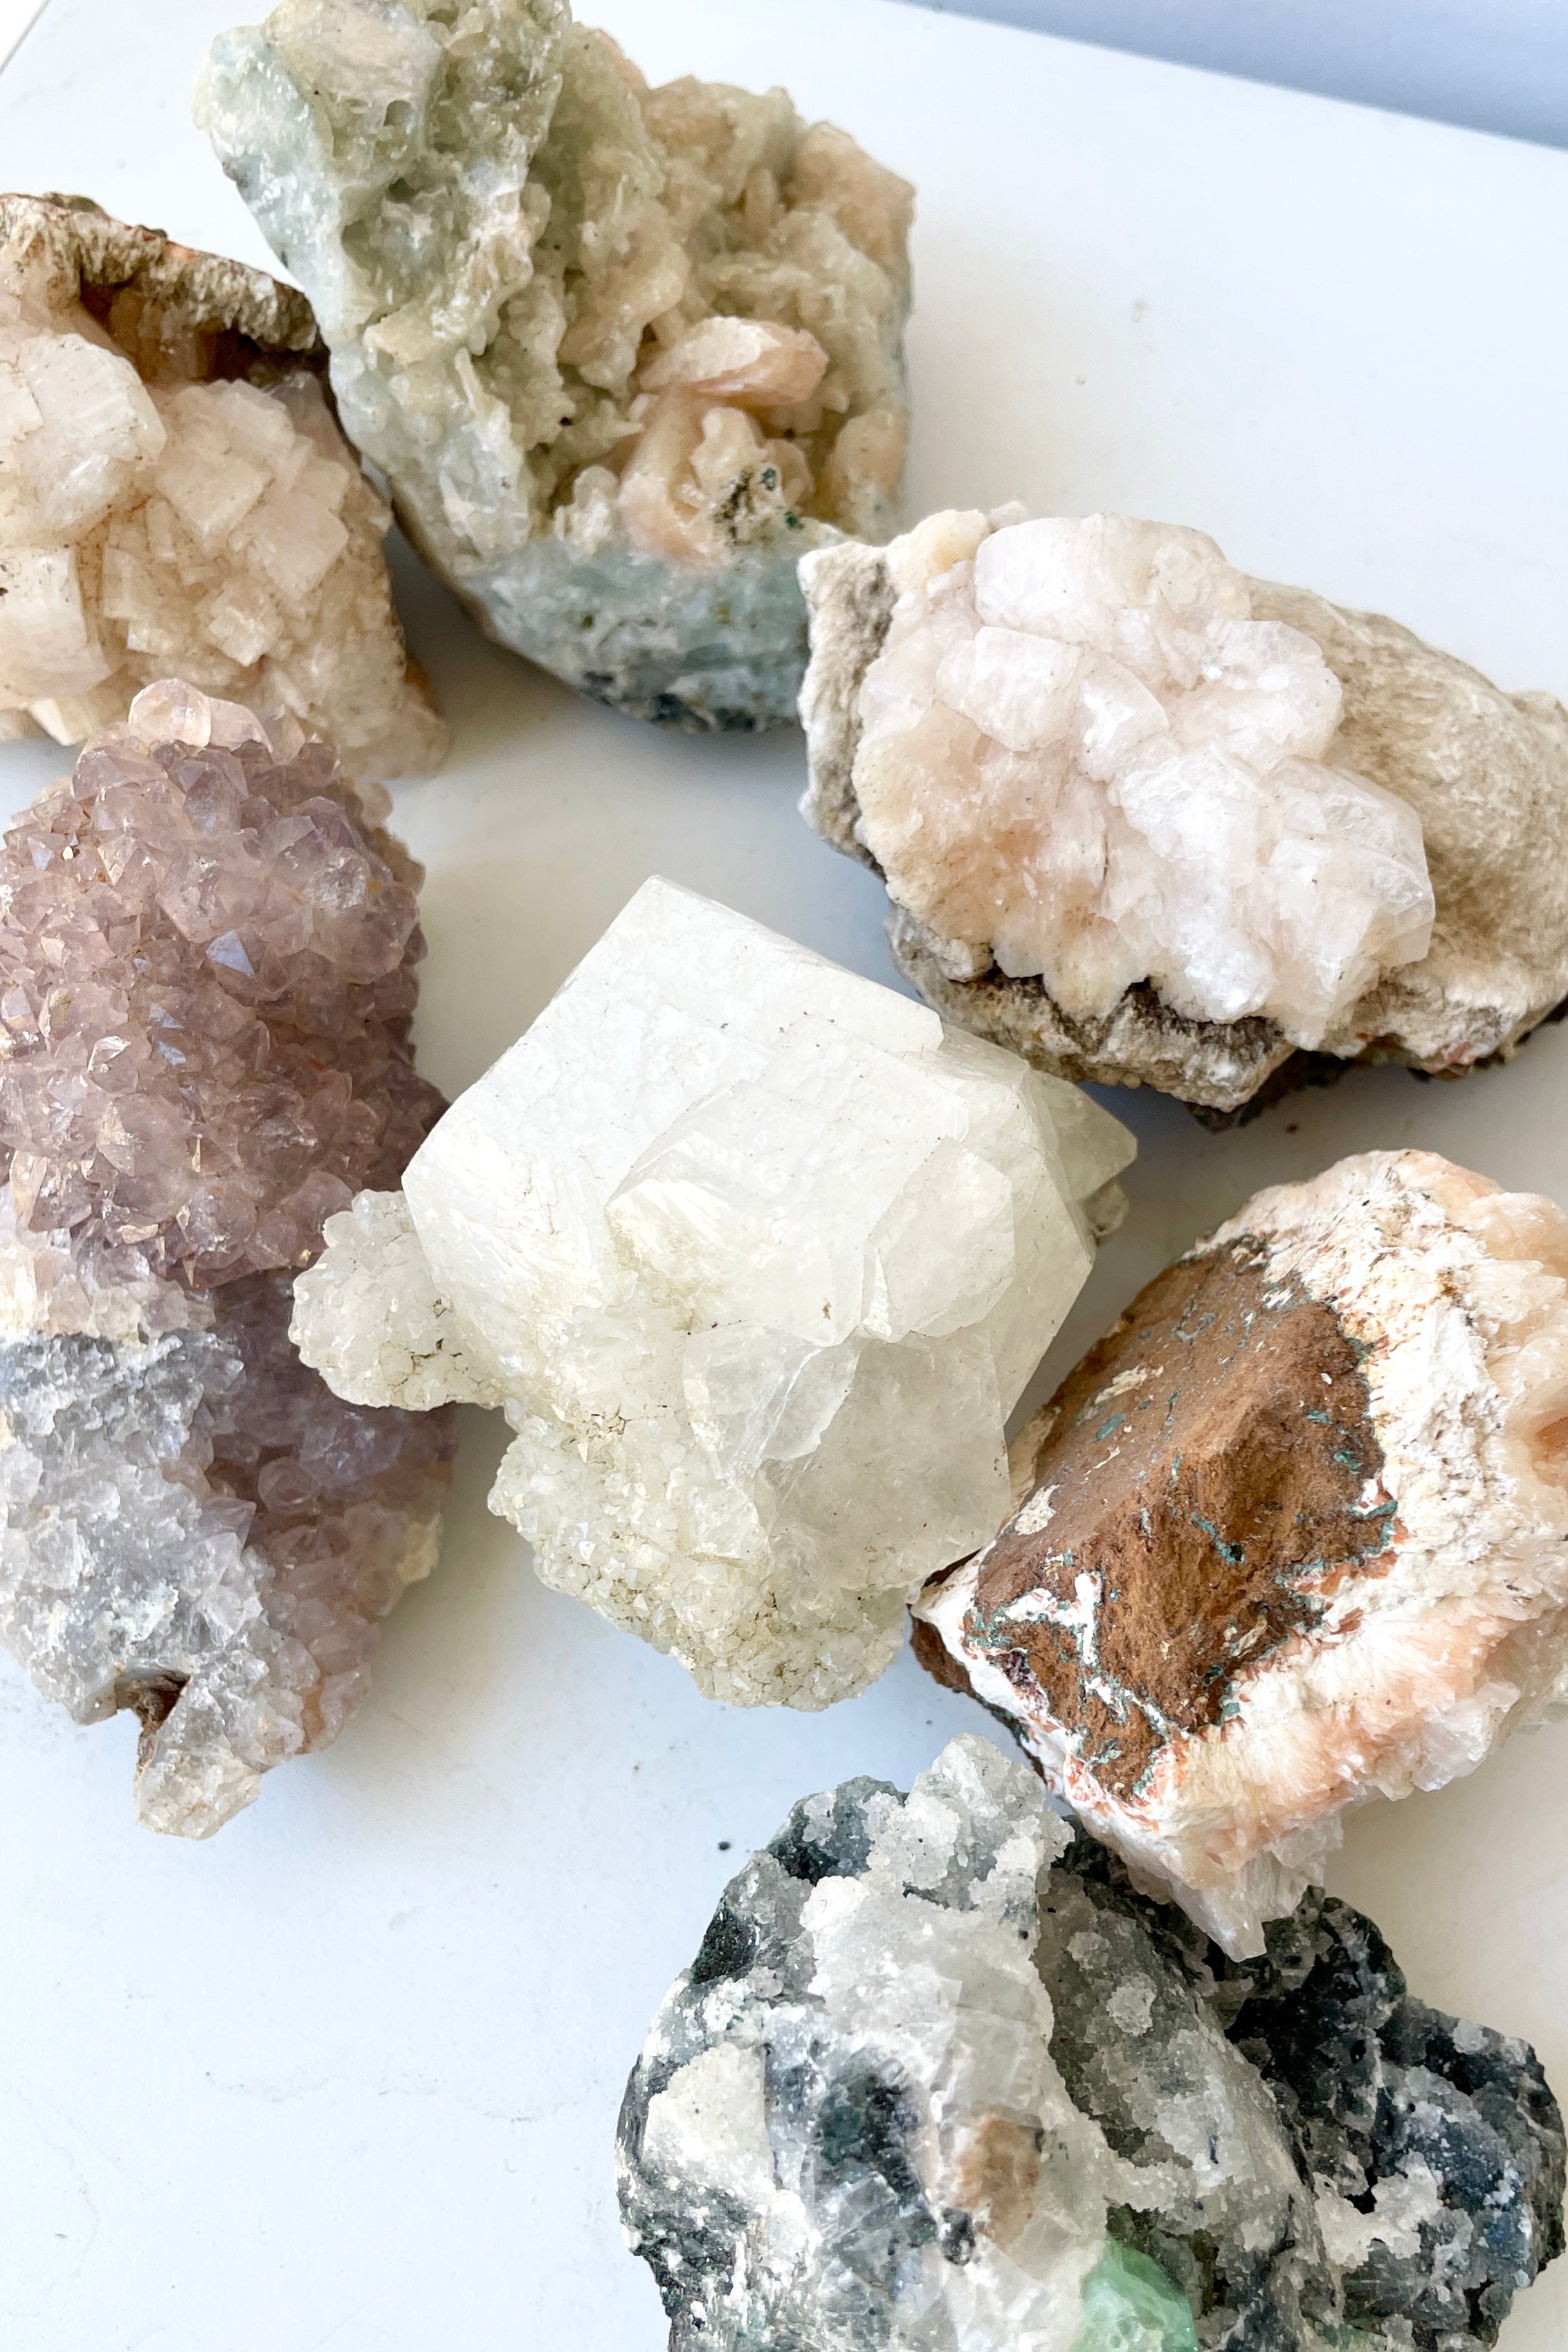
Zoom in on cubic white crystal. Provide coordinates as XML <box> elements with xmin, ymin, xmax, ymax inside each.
<box><xmin>293</xmin><ymin>880</ymin><xmax>1134</xmax><ymax>1706</ymax></box>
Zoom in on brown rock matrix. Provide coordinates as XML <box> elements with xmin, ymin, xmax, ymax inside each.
<box><xmin>0</xmin><ymin>681</ymin><xmax>455</xmax><ymax>1834</ymax></box>
<box><xmin>0</xmin><ymin>193</ymin><xmax>444</xmax><ymax>778</ymax></box>
<box><xmin>916</xmin><ymin>1149</ymin><xmax>1568</xmax><ymax>1954</ymax></box>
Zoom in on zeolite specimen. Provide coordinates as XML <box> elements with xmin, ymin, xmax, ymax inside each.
<box><xmin>618</xmin><ymin>1733</ymin><xmax>1565</xmax><ymax>2351</ymax></box>
<box><xmin>197</xmin><ymin>0</ymin><xmax>913</xmax><ymax>730</ymax></box>
<box><xmin>0</xmin><ymin>194</ymin><xmax>444</xmax><ymax>779</ymax></box>
<box><xmin>291</xmin><ymin>878</ymin><xmax>1133</xmax><ymax>1707</ymax></box>
<box><xmin>916</xmin><ymin>1149</ymin><xmax>1568</xmax><ymax>1956</ymax></box>
<box><xmin>0</xmin><ymin>679</ymin><xmax>455</xmax><ymax>1834</ymax></box>
<box><xmin>801</xmin><ymin>508</ymin><xmax>1568</xmax><ymax>1114</ymax></box>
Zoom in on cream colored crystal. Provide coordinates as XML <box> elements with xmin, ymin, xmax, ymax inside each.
<box><xmin>199</xmin><ymin>1</ymin><xmax>913</xmax><ymax>728</ymax></box>
<box><xmin>293</xmin><ymin>879</ymin><xmax>1134</xmax><ymax>1706</ymax></box>
<box><xmin>0</xmin><ymin>196</ymin><xmax>443</xmax><ymax>780</ymax></box>
<box><xmin>801</xmin><ymin>512</ymin><xmax>1568</xmax><ymax>1111</ymax></box>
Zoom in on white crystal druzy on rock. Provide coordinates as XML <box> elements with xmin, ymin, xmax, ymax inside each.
<box><xmin>0</xmin><ymin>196</ymin><xmax>444</xmax><ymax>780</ymax></box>
<box><xmin>802</xmin><ymin>511</ymin><xmax>1568</xmax><ymax>1111</ymax></box>
<box><xmin>199</xmin><ymin>1</ymin><xmax>913</xmax><ymax>731</ymax></box>
<box><xmin>293</xmin><ymin>881</ymin><xmax>1133</xmax><ymax>1705</ymax></box>
<box><xmin>618</xmin><ymin>1735</ymin><xmax>1565</xmax><ymax>2348</ymax></box>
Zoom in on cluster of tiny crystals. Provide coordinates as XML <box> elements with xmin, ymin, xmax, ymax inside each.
<box><xmin>0</xmin><ymin>224</ymin><xmax>443</xmax><ymax>773</ymax></box>
<box><xmin>291</xmin><ymin>880</ymin><xmax>1133</xmax><ymax>1711</ymax></box>
<box><xmin>0</xmin><ymin>681</ymin><xmax>455</xmax><ymax>1834</ymax></box>
<box><xmin>853</xmin><ymin>511</ymin><xmax>1437</xmax><ymax>1048</ymax></box>
<box><xmin>619</xmin><ymin>1735</ymin><xmax>1565</xmax><ymax>2351</ymax></box>
<box><xmin>199</xmin><ymin>1</ymin><xmax>914</xmax><ymax>566</ymax></box>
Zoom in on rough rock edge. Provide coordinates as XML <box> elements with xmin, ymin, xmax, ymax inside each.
<box><xmin>798</xmin><ymin>539</ymin><xmax>1568</xmax><ymax>1114</ymax></box>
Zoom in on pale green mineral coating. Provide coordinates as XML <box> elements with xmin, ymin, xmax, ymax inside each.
<box><xmin>197</xmin><ymin>1</ymin><xmax>913</xmax><ymax>730</ymax></box>
<box><xmin>1071</xmin><ymin>2245</ymin><xmax>1198</xmax><ymax>2352</ymax></box>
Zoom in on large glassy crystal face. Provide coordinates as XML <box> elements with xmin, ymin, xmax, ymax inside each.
<box><xmin>918</xmin><ymin>1150</ymin><xmax>1568</xmax><ymax>1956</ymax></box>
<box><xmin>618</xmin><ymin>1736</ymin><xmax>1565</xmax><ymax>2351</ymax></box>
<box><xmin>0</xmin><ymin>682</ymin><xmax>455</xmax><ymax>1832</ymax></box>
<box><xmin>801</xmin><ymin>514</ymin><xmax>1568</xmax><ymax>1111</ymax></box>
<box><xmin>292</xmin><ymin>880</ymin><xmax>1133</xmax><ymax>1707</ymax></box>
<box><xmin>198</xmin><ymin>1</ymin><xmax>913</xmax><ymax>729</ymax></box>
<box><xmin>0</xmin><ymin>195</ymin><xmax>444</xmax><ymax>778</ymax></box>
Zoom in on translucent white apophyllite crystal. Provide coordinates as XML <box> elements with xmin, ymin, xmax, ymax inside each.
<box><xmin>617</xmin><ymin>1735</ymin><xmax>1565</xmax><ymax>2350</ymax></box>
<box><xmin>292</xmin><ymin>879</ymin><xmax>1134</xmax><ymax>1706</ymax></box>
<box><xmin>801</xmin><ymin>510</ymin><xmax>1568</xmax><ymax>1113</ymax></box>
<box><xmin>918</xmin><ymin>1150</ymin><xmax>1568</xmax><ymax>1956</ymax></box>
<box><xmin>197</xmin><ymin>0</ymin><xmax>913</xmax><ymax>729</ymax></box>
<box><xmin>0</xmin><ymin>195</ymin><xmax>444</xmax><ymax>780</ymax></box>
<box><xmin>0</xmin><ymin>682</ymin><xmax>455</xmax><ymax>1835</ymax></box>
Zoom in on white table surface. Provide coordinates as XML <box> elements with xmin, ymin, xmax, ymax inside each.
<box><xmin>3</xmin><ymin>5</ymin><xmax>1567</xmax><ymax>2346</ymax></box>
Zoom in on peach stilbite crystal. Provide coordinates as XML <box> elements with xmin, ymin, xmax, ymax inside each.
<box><xmin>801</xmin><ymin>511</ymin><xmax>1568</xmax><ymax>1113</ymax></box>
<box><xmin>915</xmin><ymin>1149</ymin><xmax>1568</xmax><ymax>1956</ymax></box>
<box><xmin>0</xmin><ymin>194</ymin><xmax>444</xmax><ymax>781</ymax></box>
<box><xmin>0</xmin><ymin>681</ymin><xmax>455</xmax><ymax>1834</ymax></box>
<box><xmin>198</xmin><ymin>1</ymin><xmax>913</xmax><ymax>730</ymax></box>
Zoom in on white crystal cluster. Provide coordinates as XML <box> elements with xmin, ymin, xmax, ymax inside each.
<box><xmin>293</xmin><ymin>880</ymin><xmax>1133</xmax><ymax>1706</ymax></box>
<box><xmin>199</xmin><ymin>1</ymin><xmax>914</xmax><ymax>727</ymax></box>
<box><xmin>620</xmin><ymin>1735</ymin><xmax>1564</xmax><ymax>2347</ymax></box>
<box><xmin>844</xmin><ymin>509</ymin><xmax>1434</xmax><ymax>1048</ymax></box>
<box><xmin>0</xmin><ymin>195</ymin><xmax>443</xmax><ymax>778</ymax></box>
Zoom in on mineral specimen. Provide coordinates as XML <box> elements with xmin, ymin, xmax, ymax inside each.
<box><xmin>291</xmin><ymin>878</ymin><xmax>1133</xmax><ymax>1707</ymax></box>
<box><xmin>0</xmin><ymin>193</ymin><xmax>444</xmax><ymax>780</ymax></box>
<box><xmin>0</xmin><ymin>679</ymin><xmax>456</xmax><ymax>1834</ymax></box>
<box><xmin>197</xmin><ymin>0</ymin><xmax>913</xmax><ymax>730</ymax></box>
<box><xmin>916</xmin><ymin>1149</ymin><xmax>1568</xmax><ymax>1956</ymax></box>
<box><xmin>800</xmin><ymin>508</ymin><xmax>1568</xmax><ymax>1115</ymax></box>
<box><xmin>619</xmin><ymin>1733</ymin><xmax>1565</xmax><ymax>2350</ymax></box>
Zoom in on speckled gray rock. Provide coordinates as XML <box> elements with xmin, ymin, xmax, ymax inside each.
<box><xmin>198</xmin><ymin>1</ymin><xmax>913</xmax><ymax>731</ymax></box>
<box><xmin>618</xmin><ymin>1735</ymin><xmax>1565</xmax><ymax>2351</ymax></box>
<box><xmin>800</xmin><ymin>517</ymin><xmax>1568</xmax><ymax>1114</ymax></box>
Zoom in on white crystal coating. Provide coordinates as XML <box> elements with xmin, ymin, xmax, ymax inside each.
<box><xmin>0</xmin><ymin>197</ymin><xmax>444</xmax><ymax>778</ymax></box>
<box><xmin>293</xmin><ymin>880</ymin><xmax>1133</xmax><ymax>1705</ymax></box>
<box><xmin>847</xmin><ymin>512</ymin><xmax>1434</xmax><ymax>1050</ymax></box>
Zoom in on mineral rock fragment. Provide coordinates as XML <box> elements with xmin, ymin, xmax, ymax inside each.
<box><xmin>801</xmin><ymin>509</ymin><xmax>1568</xmax><ymax>1114</ymax></box>
<box><xmin>618</xmin><ymin>1734</ymin><xmax>1565</xmax><ymax>2351</ymax></box>
<box><xmin>0</xmin><ymin>680</ymin><xmax>456</xmax><ymax>1834</ymax></box>
<box><xmin>291</xmin><ymin>878</ymin><xmax>1133</xmax><ymax>1707</ymax></box>
<box><xmin>0</xmin><ymin>193</ymin><xmax>444</xmax><ymax>780</ymax></box>
<box><xmin>197</xmin><ymin>1</ymin><xmax>913</xmax><ymax>730</ymax></box>
<box><xmin>917</xmin><ymin>1149</ymin><xmax>1568</xmax><ymax>1955</ymax></box>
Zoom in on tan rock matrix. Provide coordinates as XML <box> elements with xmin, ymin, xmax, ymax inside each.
<box><xmin>199</xmin><ymin>0</ymin><xmax>913</xmax><ymax>729</ymax></box>
<box><xmin>916</xmin><ymin>1149</ymin><xmax>1568</xmax><ymax>1956</ymax></box>
<box><xmin>801</xmin><ymin>510</ymin><xmax>1568</xmax><ymax>1114</ymax></box>
<box><xmin>0</xmin><ymin>194</ymin><xmax>444</xmax><ymax>780</ymax></box>
<box><xmin>0</xmin><ymin>680</ymin><xmax>455</xmax><ymax>1834</ymax></box>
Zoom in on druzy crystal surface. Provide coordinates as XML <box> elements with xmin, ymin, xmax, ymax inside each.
<box><xmin>0</xmin><ymin>681</ymin><xmax>455</xmax><ymax>1833</ymax></box>
<box><xmin>198</xmin><ymin>0</ymin><xmax>913</xmax><ymax>729</ymax></box>
<box><xmin>918</xmin><ymin>1149</ymin><xmax>1568</xmax><ymax>1955</ymax></box>
<box><xmin>292</xmin><ymin>879</ymin><xmax>1133</xmax><ymax>1707</ymax></box>
<box><xmin>801</xmin><ymin>510</ymin><xmax>1568</xmax><ymax>1112</ymax></box>
<box><xmin>0</xmin><ymin>194</ymin><xmax>444</xmax><ymax>780</ymax></box>
<box><xmin>619</xmin><ymin>1734</ymin><xmax>1565</xmax><ymax>2350</ymax></box>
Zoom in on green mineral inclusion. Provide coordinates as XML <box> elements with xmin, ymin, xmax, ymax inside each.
<box><xmin>1071</xmin><ymin>2242</ymin><xmax>1198</xmax><ymax>2351</ymax></box>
